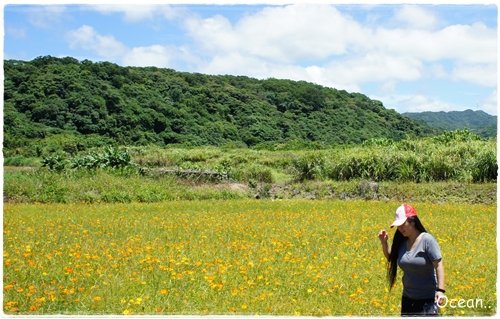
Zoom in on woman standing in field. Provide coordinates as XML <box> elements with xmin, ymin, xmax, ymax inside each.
<box><xmin>378</xmin><ymin>204</ymin><xmax>446</xmax><ymax>316</ymax></box>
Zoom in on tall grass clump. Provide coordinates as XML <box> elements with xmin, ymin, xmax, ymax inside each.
<box><xmin>230</xmin><ymin>164</ymin><xmax>274</xmax><ymax>183</ymax></box>
<box><xmin>291</xmin><ymin>151</ymin><xmax>328</xmax><ymax>182</ymax></box>
<box><xmin>309</xmin><ymin>129</ymin><xmax>497</xmax><ymax>183</ymax></box>
<box><xmin>472</xmin><ymin>148</ymin><xmax>498</xmax><ymax>182</ymax></box>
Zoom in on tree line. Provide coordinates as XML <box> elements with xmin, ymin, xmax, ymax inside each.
<box><xmin>3</xmin><ymin>55</ymin><xmax>442</xmax><ymax>153</ymax></box>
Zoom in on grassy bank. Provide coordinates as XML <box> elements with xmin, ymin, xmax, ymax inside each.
<box><xmin>3</xmin><ymin>168</ymin><xmax>496</xmax><ymax>204</ymax></box>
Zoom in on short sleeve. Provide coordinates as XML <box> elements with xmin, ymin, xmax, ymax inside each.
<box><xmin>424</xmin><ymin>233</ymin><xmax>442</xmax><ymax>262</ymax></box>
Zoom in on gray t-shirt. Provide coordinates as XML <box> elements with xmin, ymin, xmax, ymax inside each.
<box><xmin>398</xmin><ymin>232</ymin><xmax>442</xmax><ymax>300</ymax></box>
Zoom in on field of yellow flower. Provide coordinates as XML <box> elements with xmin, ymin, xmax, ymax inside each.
<box><xmin>3</xmin><ymin>200</ymin><xmax>496</xmax><ymax>316</ymax></box>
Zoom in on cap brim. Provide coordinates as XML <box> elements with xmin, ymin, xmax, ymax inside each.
<box><xmin>390</xmin><ymin>218</ymin><xmax>406</xmax><ymax>228</ymax></box>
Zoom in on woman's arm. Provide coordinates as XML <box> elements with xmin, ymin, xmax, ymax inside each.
<box><xmin>433</xmin><ymin>259</ymin><xmax>445</xmax><ymax>304</ymax></box>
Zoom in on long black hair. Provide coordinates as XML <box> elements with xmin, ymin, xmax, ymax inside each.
<box><xmin>387</xmin><ymin>216</ymin><xmax>428</xmax><ymax>290</ymax></box>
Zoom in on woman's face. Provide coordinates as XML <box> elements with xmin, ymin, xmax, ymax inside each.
<box><xmin>397</xmin><ymin>220</ymin><xmax>416</xmax><ymax>237</ymax></box>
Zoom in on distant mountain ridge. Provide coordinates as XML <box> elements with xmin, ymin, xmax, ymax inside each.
<box><xmin>402</xmin><ymin>109</ymin><xmax>497</xmax><ymax>138</ymax></box>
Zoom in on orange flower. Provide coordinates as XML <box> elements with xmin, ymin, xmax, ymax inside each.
<box><xmin>93</xmin><ymin>296</ymin><xmax>101</xmax><ymax>302</ymax></box>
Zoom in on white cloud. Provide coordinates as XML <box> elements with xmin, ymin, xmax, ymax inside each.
<box><xmin>183</xmin><ymin>4</ymin><xmax>368</xmax><ymax>63</ymax></box>
<box><xmin>159</xmin><ymin>5</ymin><xmax>192</xmax><ymax>21</ymax></box>
<box><xmin>451</xmin><ymin>63</ymin><xmax>497</xmax><ymax>87</ymax></box>
<box><xmin>371</xmin><ymin>89</ymin><xmax>498</xmax><ymax>116</ymax></box>
<box><xmin>5</xmin><ymin>26</ymin><xmax>26</xmax><ymax>38</ymax></box>
<box><xmin>122</xmin><ymin>45</ymin><xmax>173</xmax><ymax>67</ymax></box>
<box><xmin>200</xmin><ymin>53</ymin><xmax>360</xmax><ymax>92</ymax></box>
<box><xmin>479</xmin><ymin>90</ymin><xmax>498</xmax><ymax>116</ymax></box>
<box><xmin>380</xmin><ymin>80</ymin><xmax>397</xmax><ymax>94</ymax></box>
<box><xmin>373</xmin><ymin>22</ymin><xmax>497</xmax><ymax>65</ymax></box>
<box><xmin>66</xmin><ymin>25</ymin><xmax>129</xmax><ymax>59</ymax></box>
<box><xmin>325</xmin><ymin>53</ymin><xmax>423</xmax><ymax>84</ymax></box>
<box><xmin>183</xmin><ymin>14</ymin><xmax>238</xmax><ymax>55</ymax></box>
<box><xmin>122</xmin><ymin>44</ymin><xmax>201</xmax><ymax>69</ymax></box>
<box><xmin>393</xmin><ymin>5</ymin><xmax>437</xmax><ymax>30</ymax></box>
<box><xmin>371</xmin><ymin>93</ymin><xmax>453</xmax><ymax>114</ymax></box>
<box><xmin>399</xmin><ymin>94</ymin><xmax>453</xmax><ymax>113</ymax></box>
<box><xmin>28</xmin><ymin>5</ymin><xmax>65</xmax><ymax>29</ymax></box>
<box><xmin>91</xmin><ymin>4</ymin><xmax>158</xmax><ymax>22</ymax></box>
<box><xmin>428</xmin><ymin>63</ymin><xmax>449</xmax><ymax>79</ymax></box>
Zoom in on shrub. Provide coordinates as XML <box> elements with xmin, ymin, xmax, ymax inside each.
<box><xmin>292</xmin><ymin>152</ymin><xmax>326</xmax><ymax>181</ymax></box>
<box><xmin>40</xmin><ymin>154</ymin><xmax>67</xmax><ymax>172</ymax></box>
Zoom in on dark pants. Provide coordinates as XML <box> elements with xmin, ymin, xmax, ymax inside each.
<box><xmin>402</xmin><ymin>295</ymin><xmax>439</xmax><ymax>316</ymax></box>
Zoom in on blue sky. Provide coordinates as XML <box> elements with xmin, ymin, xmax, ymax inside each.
<box><xmin>3</xmin><ymin>2</ymin><xmax>498</xmax><ymax>115</ymax></box>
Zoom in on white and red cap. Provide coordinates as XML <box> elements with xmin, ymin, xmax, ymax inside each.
<box><xmin>390</xmin><ymin>204</ymin><xmax>417</xmax><ymax>228</ymax></box>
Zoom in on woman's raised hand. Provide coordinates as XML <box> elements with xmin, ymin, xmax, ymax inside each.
<box><xmin>378</xmin><ymin>229</ymin><xmax>388</xmax><ymax>243</ymax></box>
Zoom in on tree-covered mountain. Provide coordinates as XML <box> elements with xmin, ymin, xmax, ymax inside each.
<box><xmin>4</xmin><ymin>55</ymin><xmax>441</xmax><ymax>150</ymax></box>
<box><xmin>403</xmin><ymin>109</ymin><xmax>497</xmax><ymax>138</ymax></box>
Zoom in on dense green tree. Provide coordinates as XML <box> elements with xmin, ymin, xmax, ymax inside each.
<box><xmin>4</xmin><ymin>55</ymin><xmax>442</xmax><ymax>151</ymax></box>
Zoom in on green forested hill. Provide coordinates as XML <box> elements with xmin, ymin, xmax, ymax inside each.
<box><xmin>402</xmin><ymin>109</ymin><xmax>497</xmax><ymax>138</ymax></box>
<box><xmin>4</xmin><ymin>56</ymin><xmax>440</xmax><ymax>150</ymax></box>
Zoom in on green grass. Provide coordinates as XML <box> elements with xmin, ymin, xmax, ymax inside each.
<box><xmin>3</xmin><ymin>200</ymin><xmax>496</xmax><ymax>316</ymax></box>
<box><xmin>3</xmin><ymin>169</ymin><xmax>248</xmax><ymax>203</ymax></box>
<box><xmin>3</xmin><ymin>167</ymin><xmax>496</xmax><ymax>204</ymax></box>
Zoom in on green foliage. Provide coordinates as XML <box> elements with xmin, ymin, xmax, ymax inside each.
<box><xmin>432</xmin><ymin>128</ymin><xmax>483</xmax><ymax>145</ymax></box>
<box><xmin>4</xmin><ymin>56</ymin><xmax>441</xmax><ymax>154</ymax></box>
<box><xmin>41</xmin><ymin>146</ymin><xmax>135</xmax><ymax>171</ymax></box>
<box><xmin>362</xmin><ymin>138</ymin><xmax>395</xmax><ymax>147</ymax></box>
<box><xmin>40</xmin><ymin>153</ymin><xmax>67</xmax><ymax>172</ymax></box>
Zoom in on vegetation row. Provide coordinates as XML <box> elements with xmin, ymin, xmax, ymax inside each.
<box><xmin>4</xmin><ymin>129</ymin><xmax>497</xmax><ymax>204</ymax></box>
<box><xmin>18</xmin><ymin>129</ymin><xmax>499</xmax><ymax>183</ymax></box>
